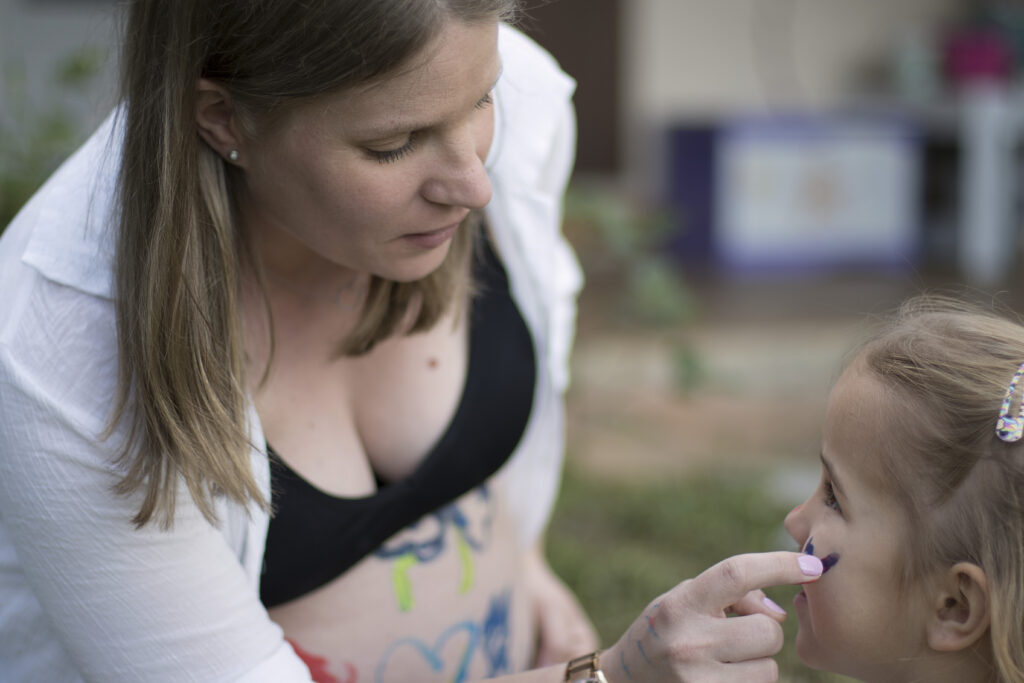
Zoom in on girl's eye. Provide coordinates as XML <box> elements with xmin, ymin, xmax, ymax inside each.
<box><xmin>367</xmin><ymin>134</ymin><xmax>418</xmax><ymax>164</ymax></box>
<box><xmin>823</xmin><ymin>480</ymin><xmax>841</xmax><ymax>513</ymax></box>
<box><xmin>475</xmin><ymin>92</ymin><xmax>493</xmax><ymax>110</ymax></box>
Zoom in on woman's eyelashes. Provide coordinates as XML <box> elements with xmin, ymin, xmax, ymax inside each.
<box><xmin>366</xmin><ymin>93</ymin><xmax>492</xmax><ymax>165</ymax></box>
<box><xmin>368</xmin><ymin>135</ymin><xmax>418</xmax><ymax>164</ymax></box>
<box><xmin>475</xmin><ymin>92</ymin><xmax>493</xmax><ymax>110</ymax></box>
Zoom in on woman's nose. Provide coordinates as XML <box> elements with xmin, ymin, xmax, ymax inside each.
<box><xmin>784</xmin><ymin>502</ymin><xmax>811</xmax><ymax>548</ymax></box>
<box><xmin>421</xmin><ymin>131</ymin><xmax>492</xmax><ymax>210</ymax></box>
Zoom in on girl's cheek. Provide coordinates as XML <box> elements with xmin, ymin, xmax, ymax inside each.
<box><xmin>803</xmin><ymin>536</ymin><xmax>841</xmax><ymax>574</ymax></box>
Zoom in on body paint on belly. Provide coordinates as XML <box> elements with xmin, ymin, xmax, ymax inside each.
<box><xmin>803</xmin><ymin>537</ymin><xmax>840</xmax><ymax>573</ymax></box>
<box><xmin>285</xmin><ymin>639</ymin><xmax>358</xmax><ymax>683</ymax></box>
<box><xmin>374</xmin><ymin>589</ymin><xmax>512</xmax><ymax>683</ymax></box>
<box><xmin>376</xmin><ymin>485</ymin><xmax>493</xmax><ymax>611</ymax></box>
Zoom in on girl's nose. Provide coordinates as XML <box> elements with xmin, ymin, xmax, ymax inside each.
<box><xmin>784</xmin><ymin>502</ymin><xmax>811</xmax><ymax>548</ymax></box>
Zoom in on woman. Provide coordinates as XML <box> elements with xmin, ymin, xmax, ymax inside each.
<box><xmin>0</xmin><ymin>1</ymin><xmax>820</xmax><ymax>681</ymax></box>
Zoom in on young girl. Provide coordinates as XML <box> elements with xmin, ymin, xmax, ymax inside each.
<box><xmin>785</xmin><ymin>295</ymin><xmax>1024</xmax><ymax>683</ymax></box>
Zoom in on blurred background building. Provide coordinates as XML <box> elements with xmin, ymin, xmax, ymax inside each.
<box><xmin>6</xmin><ymin>0</ymin><xmax>1024</xmax><ymax>287</ymax></box>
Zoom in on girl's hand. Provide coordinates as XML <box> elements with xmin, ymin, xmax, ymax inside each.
<box><xmin>524</xmin><ymin>544</ymin><xmax>600</xmax><ymax>667</ymax></box>
<box><xmin>601</xmin><ymin>551</ymin><xmax>823</xmax><ymax>683</ymax></box>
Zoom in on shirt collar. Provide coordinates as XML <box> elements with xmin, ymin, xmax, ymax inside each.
<box><xmin>20</xmin><ymin>108</ymin><xmax>122</xmax><ymax>300</ymax></box>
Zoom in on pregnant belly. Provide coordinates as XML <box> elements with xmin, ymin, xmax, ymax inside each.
<box><xmin>267</xmin><ymin>483</ymin><xmax>535</xmax><ymax>683</ymax></box>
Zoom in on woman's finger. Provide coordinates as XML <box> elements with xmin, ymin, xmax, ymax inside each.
<box><xmin>729</xmin><ymin>589</ymin><xmax>788</xmax><ymax>622</ymax></box>
<box><xmin>704</xmin><ymin>612</ymin><xmax>785</xmax><ymax>663</ymax></box>
<box><xmin>682</xmin><ymin>551</ymin><xmax>822</xmax><ymax>616</ymax></box>
<box><xmin>718</xmin><ymin>657</ymin><xmax>781</xmax><ymax>683</ymax></box>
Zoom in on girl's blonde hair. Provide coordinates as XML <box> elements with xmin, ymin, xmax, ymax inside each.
<box><xmin>854</xmin><ymin>295</ymin><xmax>1024</xmax><ymax>682</ymax></box>
<box><xmin>111</xmin><ymin>0</ymin><xmax>517</xmax><ymax>529</ymax></box>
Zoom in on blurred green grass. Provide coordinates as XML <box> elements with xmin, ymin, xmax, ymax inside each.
<box><xmin>546</xmin><ymin>464</ymin><xmax>852</xmax><ymax>683</ymax></box>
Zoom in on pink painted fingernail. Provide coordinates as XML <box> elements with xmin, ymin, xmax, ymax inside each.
<box><xmin>763</xmin><ymin>596</ymin><xmax>787</xmax><ymax>615</ymax></box>
<box><xmin>799</xmin><ymin>554</ymin><xmax>823</xmax><ymax>576</ymax></box>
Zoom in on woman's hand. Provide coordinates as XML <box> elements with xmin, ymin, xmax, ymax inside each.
<box><xmin>600</xmin><ymin>551</ymin><xmax>823</xmax><ymax>683</ymax></box>
<box><xmin>524</xmin><ymin>543</ymin><xmax>601</xmax><ymax>667</ymax></box>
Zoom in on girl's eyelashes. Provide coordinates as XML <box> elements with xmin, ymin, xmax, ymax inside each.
<box><xmin>823</xmin><ymin>479</ymin><xmax>841</xmax><ymax>513</ymax></box>
<box><xmin>367</xmin><ymin>134</ymin><xmax>418</xmax><ymax>164</ymax></box>
<box><xmin>475</xmin><ymin>92</ymin><xmax>493</xmax><ymax>110</ymax></box>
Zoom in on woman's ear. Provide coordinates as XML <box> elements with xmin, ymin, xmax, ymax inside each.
<box><xmin>195</xmin><ymin>78</ymin><xmax>245</xmax><ymax>164</ymax></box>
<box><xmin>926</xmin><ymin>562</ymin><xmax>990</xmax><ymax>652</ymax></box>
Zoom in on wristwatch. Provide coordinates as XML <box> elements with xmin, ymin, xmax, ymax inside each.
<box><xmin>565</xmin><ymin>651</ymin><xmax>608</xmax><ymax>683</ymax></box>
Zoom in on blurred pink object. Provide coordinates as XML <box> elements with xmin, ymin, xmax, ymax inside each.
<box><xmin>944</xmin><ymin>28</ymin><xmax>1015</xmax><ymax>86</ymax></box>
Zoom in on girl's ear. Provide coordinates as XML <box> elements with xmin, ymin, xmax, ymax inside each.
<box><xmin>926</xmin><ymin>563</ymin><xmax>990</xmax><ymax>652</ymax></box>
<box><xmin>195</xmin><ymin>78</ymin><xmax>246</xmax><ymax>164</ymax></box>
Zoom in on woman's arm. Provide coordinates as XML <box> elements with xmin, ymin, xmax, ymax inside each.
<box><xmin>0</xmin><ymin>286</ymin><xmax>312</xmax><ymax>682</ymax></box>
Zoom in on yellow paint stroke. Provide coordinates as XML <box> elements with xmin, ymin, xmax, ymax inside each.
<box><xmin>456</xmin><ymin>530</ymin><xmax>475</xmax><ymax>594</ymax></box>
<box><xmin>392</xmin><ymin>552</ymin><xmax>418</xmax><ymax>612</ymax></box>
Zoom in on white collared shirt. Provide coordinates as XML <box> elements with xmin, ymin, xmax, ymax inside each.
<box><xmin>0</xmin><ymin>24</ymin><xmax>580</xmax><ymax>682</ymax></box>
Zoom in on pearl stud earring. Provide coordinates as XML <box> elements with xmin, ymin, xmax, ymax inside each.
<box><xmin>228</xmin><ymin>150</ymin><xmax>239</xmax><ymax>162</ymax></box>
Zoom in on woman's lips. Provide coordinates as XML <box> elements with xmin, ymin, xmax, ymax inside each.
<box><xmin>400</xmin><ymin>222</ymin><xmax>460</xmax><ymax>249</ymax></box>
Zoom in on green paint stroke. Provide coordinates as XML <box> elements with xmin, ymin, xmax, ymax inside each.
<box><xmin>392</xmin><ymin>552</ymin><xmax>419</xmax><ymax>612</ymax></box>
<box><xmin>456</xmin><ymin>530</ymin><xmax>475</xmax><ymax>594</ymax></box>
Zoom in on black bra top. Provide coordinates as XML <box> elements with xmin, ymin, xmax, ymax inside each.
<box><xmin>259</xmin><ymin>236</ymin><xmax>537</xmax><ymax>608</ymax></box>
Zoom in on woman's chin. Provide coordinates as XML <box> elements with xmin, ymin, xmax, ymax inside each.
<box><xmin>383</xmin><ymin>243</ymin><xmax>454</xmax><ymax>283</ymax></box>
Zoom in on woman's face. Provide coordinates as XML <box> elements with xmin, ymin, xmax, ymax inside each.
<box><xmin>238</xmin><ymin>18</ymin><xmax>499</xmax><ymax>283</ymax></box>
<box><xmin>784</xmin><ymin>366</ymin><xmax>932</xmax><ymax>682</ymax></box>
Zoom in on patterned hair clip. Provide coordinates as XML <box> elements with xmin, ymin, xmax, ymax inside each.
<box><xmin>996</xmin><ymin>363</ymin><xmax>1024</xmax><ymax>442</ymax></box>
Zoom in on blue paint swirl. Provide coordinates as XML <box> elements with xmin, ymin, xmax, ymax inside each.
<box><xmin>803</xmin><ymin>537</ymin><xmax>839</xmax><ymax>574</ymax></box>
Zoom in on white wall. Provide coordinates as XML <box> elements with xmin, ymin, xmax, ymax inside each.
<box><xmin>624</xmin><ymin>0</ymin><xmax>963</xmax><ymax>119</ymax></box>
<box><xmin>621</xmin><ymin>0</ymin><xmax>964</xmax><ymax>191</ymax></box>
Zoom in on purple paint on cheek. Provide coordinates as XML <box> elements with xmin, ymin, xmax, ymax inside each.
<box><xmin>802</xmin><ymin>537</ymin><xmax>840</xmax><ymax>574</ymax></box>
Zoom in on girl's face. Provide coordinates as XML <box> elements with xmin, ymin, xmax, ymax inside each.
<box><xmin>238</xmin><ymin>18</ymin><xmax>499</xmax><ymax>284</ymax></box>
<box><xmin>785</xmin><ymin>366</ymin><xmax>932</xmax><ymax>682</ymax></box>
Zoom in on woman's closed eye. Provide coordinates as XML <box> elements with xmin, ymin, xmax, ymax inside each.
<box><xmin>367</xmin><ymin>134</ymin><xmax>418</xmax><ymax>164</ymax></box>
<box><xmin>475</xmin><ymin>92</ymin><xmax>493</xmax><ymax>110</ymax></box>
<box><xmin>366</xmin><ymin>92</ymin><xmax>492</xmax><ymax>165</ymax></box>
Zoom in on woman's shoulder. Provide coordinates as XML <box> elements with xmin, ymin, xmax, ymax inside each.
<box><xmin>0</xmin><ymin>113</ymin><xmax>122</xmax><ymax>436</ymax></box>
<box><xmin>497</xmin><ymin>23</ymin><xmax>575</xmax><ymax>96</ymax></box>
<box><xmin>489</xmin><ymin>25</ymin><xmax>576</xmax><ymax>191</ymax></box>
<box><xmin>1</xmin><ymin>110</ymin><xmax>121</xmax><ymax>302</ymax></box>
<box><xmin>0</xmin><ymin>268</ymin><xmax>119</xmax><ymax>439</ymax></box>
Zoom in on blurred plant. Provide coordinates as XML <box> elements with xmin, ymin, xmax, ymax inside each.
<box><xmin>564</xmin><ymin>184</ymin><xmax>703</xmax><ymax>391</ymax></box>
<box><xmin>564</xmin><ymin>185</ymin><xmax>697</xmax><ymax>327</ymax></box>
<box><xmin>0</xmin><ymin>47</ymin><xmax>106</xmax><ymax>229</ymax></box>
